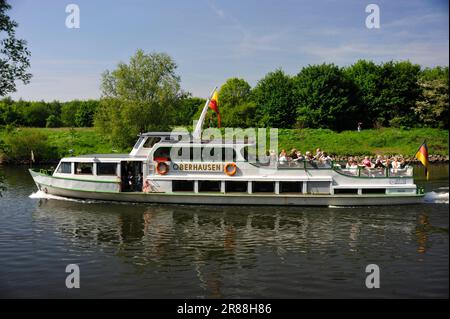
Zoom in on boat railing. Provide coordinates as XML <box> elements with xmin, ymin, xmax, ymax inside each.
<box><xmin>333</xmin><ymin>165</ymin><xmax>414</xmax><ymax>178</ymax></box>
<box><xmin>276</xmin><ymin>160</ymin><xmax>332</xmax><ymax>169</ymax></box>
<box><xmin>272</xmin><ymin>160</ymin><xmax>413</xmax><ymax>178</ymax></box>
<box><xmin>30</xmin><ymin>168</ymin><xmax>54</xmax><ymax>176</ymax></box>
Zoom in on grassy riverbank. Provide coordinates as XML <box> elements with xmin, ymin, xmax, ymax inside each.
<box><xmin>277</xmin><ymin>128</ymin><xmax>448</xmax><ymax>157</ymax></box>
<box><xmin>0</xmin><ymin>127</ymin><xmax>448</xmax><ymax>164</ymax></box>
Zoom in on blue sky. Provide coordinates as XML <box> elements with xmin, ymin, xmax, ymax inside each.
<box><xmin>7</xmin><ymin>0</ymin><xmax>449</xmax><ymax>101</ymax></box>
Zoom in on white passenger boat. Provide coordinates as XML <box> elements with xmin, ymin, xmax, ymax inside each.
<box><xmin>29</xmin><ymin>92</ymin><xmax>425</xmax><ymax>206</ymax></box>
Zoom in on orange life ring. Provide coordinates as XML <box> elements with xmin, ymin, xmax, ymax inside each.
<box><xmin>224</xmin><ymin>162</ymin><xmax>237</xmax><ymax>176</ymax></box>
<box><xmin>156</xmin><ymin>161</ymin><xmax>169</xmax><ymax>175</ymax></box>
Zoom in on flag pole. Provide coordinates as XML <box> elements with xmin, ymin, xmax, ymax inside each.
<box><xmin>193</xmin><ymin>86</ymin><xmax>217</xmax><ymax>141</ymax></box>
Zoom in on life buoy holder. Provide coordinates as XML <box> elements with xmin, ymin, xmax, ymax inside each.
<box><xmin>156</xmin><ymin>161</ymin><xmax>169</xmax><ymax>175</ymax></box>
<box><xmin>224</xmin><ymin>162</ymin><xmax>237</xmax><ymax>176</ymax></box>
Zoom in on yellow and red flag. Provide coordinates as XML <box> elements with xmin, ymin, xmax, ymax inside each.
<box><xmin>415</xmin><ymin>141</ymin><xmax>430</xmax><ymax>179</ymax></box>
<box><xmin>208</xmin><ymin>90</ymin><xmax>221</xmax><ymax>127</ymax></box>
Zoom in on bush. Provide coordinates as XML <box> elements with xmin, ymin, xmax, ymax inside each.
<box><xmin>0</xmin><ymin>130</ymin><xmax>58</xmax><ymax>163</ymax></box>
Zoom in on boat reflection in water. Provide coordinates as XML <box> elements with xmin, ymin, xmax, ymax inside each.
<box><xmin>30</xmin><ymin>197</ymin><xmax>447</xmax><ymax>298</ymax></box>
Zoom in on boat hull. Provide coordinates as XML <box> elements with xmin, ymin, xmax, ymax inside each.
<box><xmin>31</xmin><ymin>178</ymin><xmax>424</xmax><ymax>207</ymax></box>
<box><xmin>30</xmin><ymin>170</ymin><xmax>423</xmax><ymax>206</ymax></box>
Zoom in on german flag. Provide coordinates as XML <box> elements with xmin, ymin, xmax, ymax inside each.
<box><xmin>415</xmin><ymin>141</ymin><xmax>430</xmax><ymax>179</ymax></box>
<box><xmin>208</xmin><ymin>90</ymin><xmax>221</xmax><ymax>127</ymax></box>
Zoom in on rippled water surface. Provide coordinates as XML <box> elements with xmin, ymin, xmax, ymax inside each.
<box><xmin>0</xmin><ymin>165</ymin><xmax>448</xmax><ymax>298</ymax></box>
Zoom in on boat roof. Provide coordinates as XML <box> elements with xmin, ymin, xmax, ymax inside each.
<box><xmin>61</xmin><ymin>154</ymin><xmax>146</xmax><ymax>161</ymax></box>
<box><xmin>140</xmin><ymin>132</ymin><xmax>191</xmax><ymax>137</ymax></box>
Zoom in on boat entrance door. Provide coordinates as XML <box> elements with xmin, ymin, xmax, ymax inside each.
<box><xmin>120</xmin><ymin>161</ymin><xmax>143</xmax><ymax>192</ymax></box>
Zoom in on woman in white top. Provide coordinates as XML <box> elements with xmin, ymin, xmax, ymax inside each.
<box><xmin>391</xmin><ymin>157</ymin><xmax>400</xmax><ymax>173</ymax></box>
<box><xmin>345</xmin><ymin>157</ymin><xmax>354</xmax><ymax>169</ymax></box>
<box><xmin>279</xmin><ymin>149</ymin><xmax>288</xmax><ymax>164</ymax></box>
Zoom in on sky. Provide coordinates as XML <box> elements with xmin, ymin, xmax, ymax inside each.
<box><xmin>6</xmin><ymin>0</ymin><xmax>449</xmax><ymax>101</ymax></box>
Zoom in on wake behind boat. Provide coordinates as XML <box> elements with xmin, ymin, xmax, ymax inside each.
<box><xmin>29</xmin><ymin>89</ymin><xmax>425</xmax><ymax>206</ymax></box>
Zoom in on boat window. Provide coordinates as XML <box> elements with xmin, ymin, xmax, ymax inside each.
<box><xmin>97</xmin><ymin>163</ymin><xmax>117</xmax><ymax>176</ymax></box>
<box><xmin>198</xmin><ymin>181</ymin><xmax>221</xmax><ymax>192</ymax></box>
<box><xmin>57</xmin><ymin>162</ymin><xmax>72</xmax><ymax>174</ymax></box>
<box><xmin>225</xmin><ymin>181</ymin><xmax>247</xmax><ymax>193</ymax></box>
<box><xmin>280</xmin><ymin>182</ymin><xmax>302</xmax><ymax>193</ymax></box>
<box><xmin>133</xmin><ymin>137</ymin><xmax>144</xmax><ymax>149</ymax></box>
<box><xmin>172</xmin><ymin>180</ymin><xmax>194</xmax><ymax>192</ymax></box>
<box><xmin>253</xmin><ymin>181</ymin><xmax>275</xmax><ymax>193</ymax></box>
<box><xmin>153</xmin><ymin>147</ymin><xmax>172</xmax><ymax>161</ymax></box>
<box><xmin>361</xmin><ymin>188</ymin><xmax>386</xmax><ymax>194</ymax></box>
<box><xmin>144</xmin><ymin>137</ymin><xmax>162</xmax><ymax>148</ymax></box>
<box><xmin>75</xmin><ymin>162</ymin><xmax>93</xmax><ymax>175</ymax></box>
<box><xmin>334</xmin><ymin>189</ymin><xmax>358</xmax><ymax>194</ymax></box>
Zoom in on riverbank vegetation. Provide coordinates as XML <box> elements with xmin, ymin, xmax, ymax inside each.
<box><xmin>0</xmin><ymin>126</ymin><xmax>447</xmax><ymax>165</ymax></box>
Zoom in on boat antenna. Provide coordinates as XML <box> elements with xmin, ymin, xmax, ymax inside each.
<box><xmin>193</xmin><ymin>86</ymin><xmax>218</xmax><ymax>141</ymax></box>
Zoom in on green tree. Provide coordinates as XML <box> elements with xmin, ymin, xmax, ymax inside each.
<box><xmin>1</xmin><ymin>130</ymin><xmax>57</xmax><ymax>163</ymax></box>
<box><xmin>75</xmin><ymin>100</ymin><xmax>98</xmax><ymax>127</ymax></box>
<box><xmin>345</xmin><ymin>60</ymin><xmax>422</xmax><ymax>128</ymax></box>
<box><xmin>0</xmin><ymin>0</ymin><xmax>31</xmax><ymax>96</ymax></box>
<box><xmin>344</xmin><ymin>60</ymin><xmax>381</xmax><ymax>127</ymax></box>
<box><xmin>95</xmin><ymin>49</ymin><xmax>182</xmax><ymax>147</ymax></box>
<box><xmin>22</xmin><ymin>101</ymin><xmax>51</xmax><ymax>127</ymax></box>
<box><xmin>218</xmin><ymin>78</ymin><xmax>256</xmax><ymax>127</ymax></box>
<box><xmin>0</xmin><ymin>97</ymin><xmax>21</xmax><ymax>125</ymax></box>
<box><xmin>414</xmin><ymin>66</ymin><xmax>449</xmax><ymax>128</ymax></box>
<box><xmin>61</xmin><ymin>100</ymin><xmax>81</xmax><ymax>127</ymax></box>
<box><xmin>173</xmin><ymin>95</ymin><xmax>205</xmax><ymax>126</ymax></box>
<box><xmin>219</xmin><ymin>78</ymin><xmax>251</xmax><ymax>108</ymax></box>
<box><xmin>252</xmin><ymin>69</ymin><xmax>295</xmax><ymax>128</ymax></box>
<box><xmin>222</xmin><ymin>101</ymin><xmax>257</xmax><ymax>128</ymax></box>
<box><xmin>293</xmin><ymin>63</ymin><xmax>360</xmax><ymax>130</ymax></box>
<box><xmin>45</xmin><ymin>114</ymin><xmax>60</xmax><ymax>128</ymax></box>
<box><xmin>379</xmin><ymin>61</ymin><xmax>422</xmax><ymax>127</ymax></box>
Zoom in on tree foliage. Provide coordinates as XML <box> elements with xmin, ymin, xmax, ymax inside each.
<box><xmin>173</xmin><ymin>95</ymin><xmax>205</xmax><ymax>126</ymax></box>
<box><xmin>293</xmin><ymin>63</ymin><xmax>360</xmax><ymax>130</ymax></box>
<box><xmin>0</xmin><ymin>0</ymin><xmax>31</xmax><ymax>96</ymax></box>
<box><xmin>95</xmin><ymin>49</ymin><xmax>182</xmax><ymax>147</ymax></box>
<box><xmin>253</xmin><ymin>69</ymin><xmax>295</xmax><ymax>128</ymax></box>
<box><xmin>0</xmin><ymin>57</ymin><xmax>447</xmax><ymax>132</ymax></box>
<box><xmin>344</xmin><ymin>60</ymin><xmax>424</xmax><ymax>128</ymax></box>
<box><xmin>218</xmin><ymin>78</ymin><xmax>256</xmax><ymax>127</ymax></box>
<box><xmin>414</xmin><ymin>66</ymin><xmax>449</xmax><ymax>129</ymax></box>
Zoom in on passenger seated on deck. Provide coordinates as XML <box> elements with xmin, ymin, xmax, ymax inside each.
<box><xmin>294</xmin><ymin>151</ymin><xmax>304</xmax><ymax>162</ymax></box>
<box><xmin>289</xmin><ymin>149</ymin><xmax>298</xmax><ymax>161</ymax></box>
<box><xmin>391</xmin><ymin>157</ymin><xmax>400</xmax><ymax>173</ymax></box>
<box><xmin>348</xmin><ymin>160</ymin><xmax>359</xmax><ymax>175</ymax></box>
<box><xmin>345</xmin><ymin>157</ymin><xmax>354</xmax><ymax>169</ymax></box>
<box><xmin>320</xmin><ymin>152</ymin><xmax>332</xmax><ymax>167</ymax></box>
<box><xmin>279</xmin><ymin>149</ymin><xmax>288</xmax><ymax>164</ymax></box>
<box><xmin>384</xmin><ymin>158</ymin><xmax>392</xmax><ymax>169</ymax></box>
<box><xmin>399</xmin><ymin>158</ymin><xmax>407</xmax><ymax>169</ymax></box>
<box><xmin>305</xmin><ymin>151</ymin><xmax>318</xmax><ymax>168</ymax></box>
<box><xmin>313</xmin><ymin>148</ymin><xmax>322</xmax><ymax>160</ymax></box>
<box><xmin>374</xmin><ymin>155</ymin><xmax>385</xmax><ymax>168</ymax></box>
<box><xmin>362</xmin><ymin>156</ymin><xmax>372</xmax><ymax>168</ymax></box>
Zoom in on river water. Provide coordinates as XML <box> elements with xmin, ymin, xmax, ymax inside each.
<box><xmin>0</xmin><ymin>165</ymin><xmax>448</xmax><ymax>298</ymax></box>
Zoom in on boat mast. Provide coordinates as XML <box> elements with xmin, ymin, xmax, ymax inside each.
<box><xmin>192</xmin><ymin>86</ymin><xmax>218</xmax><ymax>141</ymax></box>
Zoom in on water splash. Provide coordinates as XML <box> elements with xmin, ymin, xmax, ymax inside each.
<box><xmin>424</xmin><ymin>191</ymin><xmax>449</xmax><ymax>204</ymax></box>
<box><xmin>29</xmin><ymin>190</ymin><xmax>85</xmax><ymax>202</ymax></box>
<box><xmin>29</xmin><ymin>190</ymin><xmax>141</xmax><ymax>206</ymax></box>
